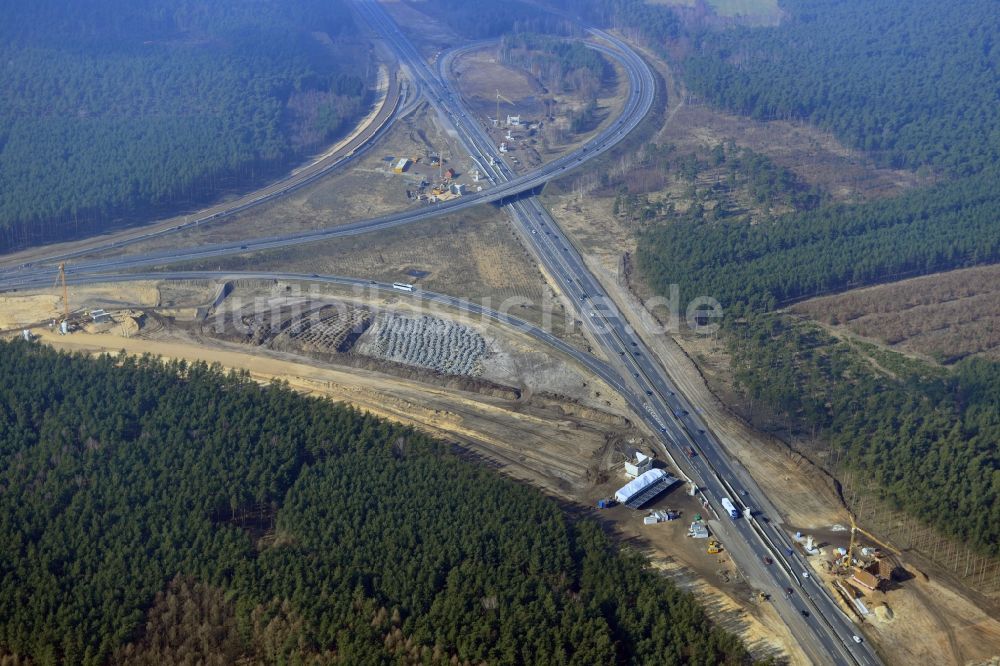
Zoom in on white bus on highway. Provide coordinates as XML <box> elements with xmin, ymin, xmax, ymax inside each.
<box><xmin>392</xmin><ymin>282</ymin><xmax>414</xmax><ymax>292</ymax></box>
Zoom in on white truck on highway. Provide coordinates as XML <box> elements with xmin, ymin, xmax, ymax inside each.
<box><xmin>392</xmin><ymin>282</ymin><xmax>414</xmax><ymax>292</ymax></box>
<box><xmin>721</xmin><ymin>497</ymin><xmax>739</xmax><ymax>519</ymax></box>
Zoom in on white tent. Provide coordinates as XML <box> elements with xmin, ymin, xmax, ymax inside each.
<box><xmin>615</xmin><ymin>468</ymin><xmax>666</xmax><ymax>504</ymax></box>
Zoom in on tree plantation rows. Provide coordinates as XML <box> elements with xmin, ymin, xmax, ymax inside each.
<box><xmin>627</xmin><ymin>0</ymin><xmax>1000</xmax><ymax>587</ymax></box>
<box><xmin>726</xmin><ymin>315</ymin><xmax>1000</xmax><ymax>557</ymax></box>
<box><xmin>0</xmin><ymin>0</ymin><xmax>368</xmax><ymax>251</ymax></box>
<box><xmin>0</xmin><ymin>340</ymin><xmax>753</xmax><ymax>665</ymax></box>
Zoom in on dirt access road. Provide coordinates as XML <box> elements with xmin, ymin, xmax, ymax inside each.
<box><xmin>30</xmin><ymin>325</ymin><xmax>808</xmax><ymax>663</ymax></box>
<box><xmin>539</xmin><ymin>30</ymin><xmax>1000</xmax><ymax>665</ymax></box>
<box><xmin>2</xmin><ymin>271</ymin><xmax>806</xmax><ymax>663</ymax></box>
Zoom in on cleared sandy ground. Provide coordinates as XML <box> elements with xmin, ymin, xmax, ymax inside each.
<box><xmin>1</xmin><ymin>278</ymin><xmax>805</xmax><ymax>663</ymax></box>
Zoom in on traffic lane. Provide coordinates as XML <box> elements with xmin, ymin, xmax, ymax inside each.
<box><xmin>361</xmin><ymin>5</ymin><xmax>870</xmax><ymax>662</ymax></box>
<box><xmin>725</xmin><ymin>477</ymin><xmax>876</xmax><ymax>663</ymax></box>
<box><xmin>593</xmin><ymin>312</ymin><xmax>866</xmax><ymax>664</ymax></box>
<box><xmin>5</xmin><ymin>85</ymin><xmax>643</xmax><ymax>280</ymax></box>
<box><xmin>647</xmin><ymin>419</ymin><xmax>840</xmax><ymax>663</ymax></box>
<box><xmin>592</xmin><ymin>341</ymin><xmax>859</xmax><ymax>665</ymax></box>
<box><xmin>32</xmin><ymin>268</ymin><xmax>635</xmax><ymax>400</ymax></box>
<box><xmin>669</xmin><ymin>398</ymin><xmax>878</xmax><ymax>663</ymax></box>
<box><xmin>0</xmin><ymin>72</ymin><xmax>406</xmax><ymax>272</ymax></box>
<box><xmin>706</xmin><ymin>509</ymin><xmax>843</xmax><ymax>664</ymax></box>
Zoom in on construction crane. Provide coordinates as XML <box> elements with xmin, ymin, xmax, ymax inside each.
<box><xmin>495</xmin><ymin>89</ymin><xmax>515</xmax><ymax>127</ymax></box>
<box><xmin>54</xmin><ymin>262</ymin><xmax>69</xmax><ymax>322</ymax></box>
<box><xmin>842</xmin><ymin>514</ymin><xmax>900</xmax><ymax>569</ymax></box>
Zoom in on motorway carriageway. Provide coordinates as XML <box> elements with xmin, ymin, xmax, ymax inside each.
<box><xmin>356</xmin><ymin>1</ymin><xmax>879</xmax><ymax>664</ymax></box>
<box><xmin>29</xmin><ymin>270</ymin><xmax>630</xmax><ymax>400</ymax></box>
<box><xmin>0</xmin><ymin>0</ymin><xmax>653</xmax><ymax>288</ymax></box>
<box><xmin>0</xmin><ymin>65</ymin><xmax>408</xmax><ymax>271</ymax></box>
<box><xmin>0</xmin><ymin>0</ymin><xmax>881</xmax><ymax>661</ymax></box>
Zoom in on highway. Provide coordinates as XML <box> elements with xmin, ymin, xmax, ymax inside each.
<box><xmin>22</xmin><ymin>269</ymin><xmax>631</xmax><ymax>399</ymax></box>
<box><xmin>0</xmin><ymin>1</ymin><xmax>880</xmax><ymax>661</ymax></box>
<box><xmin>0</xmin><ymin>65</ymin><xmax>409</xmax><ymax>271</ymax></box>
<box><xmin>0</xmin><ymin>2</ymin><xmax>654</xmax><ymax>285</ymax></box>
<box><xmin>353</xmin><ymin>1</ymin><xmax>880</xmax><ymax>664</ymax></box>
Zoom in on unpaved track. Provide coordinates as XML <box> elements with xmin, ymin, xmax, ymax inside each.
<box><xmin>35</xmin><ymin>328</ymin><xmax>612</xmax><ymax>496</ymax></box>
<box><xmin>30</xmin><ymin>323</ymin><xmax>805</xmax><ymax>662</ymax></box>
<box><xmin>579</xmin><ymin>253</ymin><xmax>846</xmax><ymax>528</ymax></box>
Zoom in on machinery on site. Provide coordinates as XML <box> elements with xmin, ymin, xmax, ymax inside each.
<box><xmin>494</xmin><ymin>89</ymin><xmax>515</xmax><ymax>127</ymax></box>
<box><xmin>51</xmin><ymin>262</ymin><xmax>75</xmax><ymax>334</ymax></box>
<box><xmin>841</xmin><ymin>514</ymin><xmax>901</xmax><ymax>570</ymax></box>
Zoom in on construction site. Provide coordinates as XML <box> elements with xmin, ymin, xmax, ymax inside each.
<box><xmin>0</xmin><ymin>272</ymin><xmax>819</xmax><ymax>660</ymax></box>
<box><xmin>7</xmin><ymin>34</ymin><xmax>1000</xmax><ymax>661</ymax></box>
<box><xmin>3</xmin><ymin>4</ymin><xmax>1000</xmax><ymax>663</ymax></box>
<box><xmin>388</xmin><ymin>151</ymin><xmax>484</xmax><ymax>203</ymax></box>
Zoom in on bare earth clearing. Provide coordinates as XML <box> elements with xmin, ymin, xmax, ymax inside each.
<box><xmin>792</xmin><ymin>264</ymin><xmax>1000</xmax><ymax>363</ymax></box>
<box><xmin>83</xmin><ymin>102</ymin><xmax>471</xmax><ymax>262</ymax></box>
<box><xmin>450</xmin><ymin>45</ymin><xmax>629</xmax><ymax>175</ymax></box>
<box><xmin>660</xmin><ymin>100</ymin><xmax>926</xmax><ymax>203</ymax></box>
<box><xmin>380</xmin><ymin>0</ymin><xmax>463</xmax><ymax>60</ymax></box>
<box><xmin>164</xmin><ymin>204</ymin><xmax>594</xmax><ymax>353</ymax></box>
<box><xmin>1</xmin><ymin>279</ymin><xmax>802</xmax><ymax>663</ymax></box>
<box><xmin>538</xmin><ymin>31</ymin><xmax>1000</xmax><ymax>665</ymax></box>
<box><xmin>553</xmin><ymin>196</ymin><xmax>1000</xmax><ymax>664</ymax></box>
<box><xmin>4</xmin><ymin>8</ymin><xmax>994</xmax><ymax>662</ymax></box>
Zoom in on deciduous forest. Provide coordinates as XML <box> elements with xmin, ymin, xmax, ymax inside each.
<box><xmin>0</xmin><ymin>0</ymin><xmax>369</xmax><ymax>251</ymax></box>
<box><xmin>0</xmin><ymin>341</ymin><xmax>752</xmax><ymax>665</ymax></box>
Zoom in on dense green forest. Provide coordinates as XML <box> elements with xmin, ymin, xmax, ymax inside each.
<box><xmin>420</xmin><ymin>0</ymin><xmax>570</xmax><ymax>39</ymax></box>
<box><xmin>726</xmin><ymin>315</ymin><xmax>1000</xmax><ymax>556</ymax></box>
<box><xmin>636</xmin><ymin>0</ymin><xmax>1000</xmax><ymax>312</ymax></box>
<box><xmin>638</xmin><ymin>167</ymin><xmax>1000</xmax><ymax>312</ymax></box>
<box><xmin>625</xmin><ymin>0</ymin><xmax>1000</xmax><ymax>571</ymax></box>
<box><xmin>424</xmin><ymin>0</ymin><xmax>681</xmax><ymax>45</ymax></box>
<box><xmin>684</xmin><ymin>0</ymin><xmax>1000</xmax><ymax>175</ymax></box>
<box><xmin>0</xmin><ymin>0</ymin><xmax>369</xmax><ymax>251</ymax></box>
<box><xmin>0</xmin><ymin>340</ymin><xmax>752</xmax><ymax>665</ymax></box>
